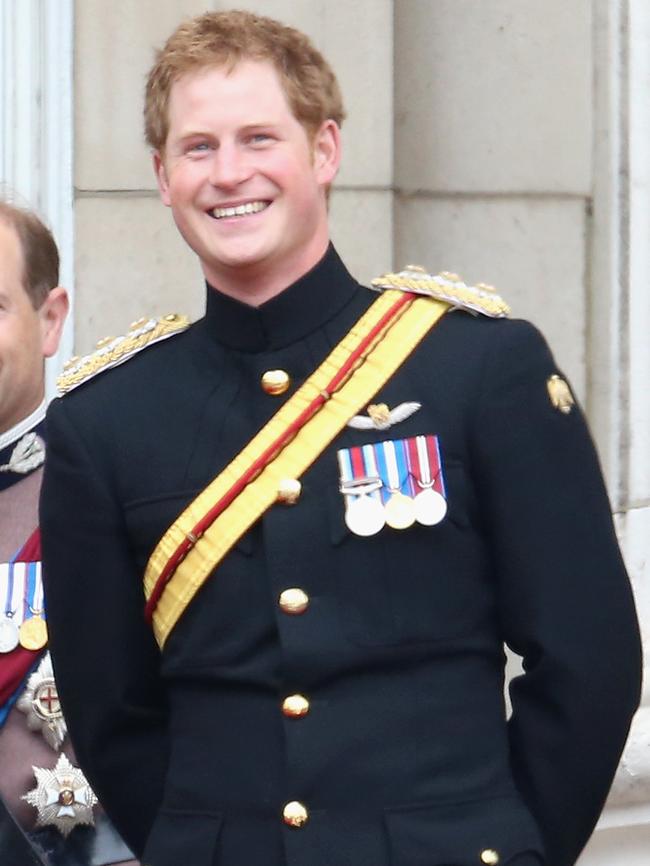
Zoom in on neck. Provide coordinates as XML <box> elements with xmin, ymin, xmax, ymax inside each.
<box><xmin>0</xmin><ymin>398</ymin><xmax>47</xmax><ymax>450</ymax></box>
<box><xmin>203</xmin><ymin>237</ymin><xmax>331</xmax><ymax>308</ymax></box>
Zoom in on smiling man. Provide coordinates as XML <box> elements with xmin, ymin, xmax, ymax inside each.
<box><xmin>40</xmin><ymin>10</ymin><xmax>641</xmax><ymax>866</ymax></box>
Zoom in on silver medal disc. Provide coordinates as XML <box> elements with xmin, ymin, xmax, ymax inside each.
<box><xmin>345</xmin><ymin>495</ymin><xmax>386</xmax><ymax>537</ymax></box>
<box><xmin>0</xmin><ymin>616</ymin><xmax>20</xmax><ymax>653</ymax></box>
<box><xmin>414</xmin><ymin>488</ymin><xmax>447</xmax><ymax>526</ymax></box>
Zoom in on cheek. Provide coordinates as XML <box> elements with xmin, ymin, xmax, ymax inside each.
<box><xmin>167</xmin><ymin>165</ymin><xmax>203</xmax><ymax>200</ymax></box>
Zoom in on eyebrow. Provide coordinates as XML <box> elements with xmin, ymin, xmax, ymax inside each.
<box><xmin>176</xmin><ymin>122</ymin><xmax>280</xmax><ymax>139</ymax></box>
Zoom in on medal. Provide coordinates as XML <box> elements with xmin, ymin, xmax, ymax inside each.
<box><xmin>18</xmin><ymin>560</ymin><xmax>47</xmax><ymax>650</ymax></box>
<box><xmin>345</xmin><ymin>494</ymin><xmax>385</xmax><ymax>536</ymax></box>
<box><xmin>413</xmin><ymin>486</ymin><xmax>447</xmax><ymax>525</ymax></box>
<box><xmin>19</xmin><ymin>613</ymin><xmax>48</xmax><ymax>651</ymax></box>
<box><xmin>22</xmin><ymin>752</ymin><xmax>98</xmax><ymax>836</ymax></box>
<box><xmin>406</xmin><ymin>435</ymin><xmax>448</xmax><ymax>527</ymax></box>
<box><xmin>379</xmin><ymin>440</ymin><xmax>415</xmax><ymax>530</ymax></box>
<box><xmin>384</xmin><ymin>491</ymin><xmax>416</xmax><ymax>529</ymax></box>
<box><xmin>0</xmin><ymin>614</ymin><xmax>19</xmax><ymax>652</ymax></box>
<box><xmin>17</xmin><ymin>653</ymin><xmax>67</xmax><ymax>750</ymax></box>
<box><xmin>0</xmin><ymin>559</ymin><xmax>22</xmax><ymax>652</ymax></box>
<box><xmin>338</xmin><ymin>446</ymin><xmax>386</xmax><ymax>537</ymax></box>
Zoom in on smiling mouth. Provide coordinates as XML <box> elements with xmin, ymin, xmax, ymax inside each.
<box><xmin>210</xmin><ymin>201</ymin><xmax>269</xmax><ymax>220</ymax></box>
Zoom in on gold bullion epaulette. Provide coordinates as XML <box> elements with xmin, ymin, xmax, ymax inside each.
<box><xmin>57</xmin><ymin>313</ymin><xmax>190</xmax><ymax>395</ymax></box>
<box><xmin>371</xmin><ymin>265</ymin><xmax>510</xmax><ymax>318</ymax></box>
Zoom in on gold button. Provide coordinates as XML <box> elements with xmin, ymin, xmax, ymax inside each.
<box><xmin>279</xmin><ymin>588</ymin><xmax>309</xmax><ymax>615</ymax></box>
<box><xmin>480</xmin><ymin>850</ymin><xmax>500</xmax><ymax>865</ymax></box>
<box><xmin>282</xmin><ymin>694</ymin><xmax>310</xmax><ymax>718</ymax></box>
<box><xmin>283</xmin><ymin>800</ymin><xmax>308</xmax><ymax>827</ymax></box>
<box><xmin>277</xmin><ymin>479</ymin><xmax>301</xmax><ymax>505</ymax></box>
<box><xmin>262</xmin><ymin>370</ymin><xmax>290</xmax><ymax>395</ymax></box>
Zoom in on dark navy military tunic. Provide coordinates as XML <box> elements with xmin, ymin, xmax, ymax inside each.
<box><xmin>40</xmin><ymin>247</ymin><xmax>641</xmax><ymax>866</ymax></box>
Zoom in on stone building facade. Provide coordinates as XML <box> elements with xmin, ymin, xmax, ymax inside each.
<box><xmin>1</xmin><ymin>1</ymin><xmax>648</xmax><ymax>862</ymax></box>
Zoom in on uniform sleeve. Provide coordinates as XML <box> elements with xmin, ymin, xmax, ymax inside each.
<box><xmin>470</xmin><ymin>320</ymin><xmax>642</xmax><ymax>866</ymax></box>
<box><xmin>39</xmin><ymin>396</ymin><xmax>169</xmax><ymax>857</ymax></box>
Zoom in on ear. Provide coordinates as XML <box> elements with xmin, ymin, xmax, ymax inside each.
<box><xmin>153</xmin><ymin>151</ymin><xmax>172</xmax><ymax>207</ymax></box>
<box><xmin>312</xmin><ymin>120</ymin><xmax>341</xmax><ymax>187</ymax></box>
<box><xmin>39</xmin><ymin>287</ymin><xmax>70</xmax><ymax>358</ymax></box>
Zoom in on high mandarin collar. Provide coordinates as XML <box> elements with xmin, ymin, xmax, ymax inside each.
<box><xmin>200</xmin><ymin>246</ymin><xmax>361</xmax><ymax>352</ymax></box>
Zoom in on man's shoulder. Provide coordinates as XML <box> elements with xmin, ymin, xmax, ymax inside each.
<box><xmin>55</xmin><ymin>313</ymin><xmax>193</xmax><ymax>400</ymax></box>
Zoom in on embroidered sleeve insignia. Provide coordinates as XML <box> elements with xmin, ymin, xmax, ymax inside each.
<box><xmin>547</xmin><ymin>374</ymin><xmax>575</xmax><ymax>414</ymax></box>
<box><xmin>371</xmin><ymin>265</ymin><xmax>510</xmax><ymax>318</ymax></box>
<box><xmin>56</xmin><ymin>313</ymin><xmax>190</xmax><ymax>395</ymax></box>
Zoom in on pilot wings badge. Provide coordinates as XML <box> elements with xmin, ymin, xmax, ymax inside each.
<box><xmin>347</xmin><ymin>402</ymin><xmax>421</xmax><ymax>431</ymax></box>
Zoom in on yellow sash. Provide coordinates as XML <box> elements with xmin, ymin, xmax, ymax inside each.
<box><xmin>145</xmin><ymin>290</ymin><xmax>450</xmax><ymax>647</ymax></box>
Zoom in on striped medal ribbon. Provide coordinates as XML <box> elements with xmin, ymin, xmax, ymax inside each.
<box><xmin>337</xmin><ymin>445</ymin><xmax>385</xmax><ymax>537</ymax></box>
<box><xmin>406</xmin><ymin>435</ymin><xmax>447</xmax><ymax>526</ymax></box>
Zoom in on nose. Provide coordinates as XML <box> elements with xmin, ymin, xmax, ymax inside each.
<box><xmin>208</xmin><ymin>143</ymin><xmax>253</xmax><ymax>189</ymax></box>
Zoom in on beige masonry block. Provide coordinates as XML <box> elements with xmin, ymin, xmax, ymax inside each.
<box><xmin>74</xmin><ymin>189</ymin><xmax>392</xmax><ymax>357</ymax></box>
<box><xmin>395</xmin><ymin>0</ymin><xmax>592</xmax><ymax>194</ymax></box>
<box><xmin>329</xmin><ymin>188</ymin><xmax>393</xmax><ymax>287</ymax></box>
<box><xmin>394</xmin><ymin>195</ymin><xmax>587</xmax><ymax>399</ymax></box>
<box><xmin>75</xmin><ymin>0</ymin><xmax>209</xmax><ymax>192</ymax></box>
<box><xmin>74</xmin><ymin>196</ymin><xmax>204</xmax><ymax>356</ymax></box>
<box><xmin>217</xmin><ymin>0</ymin><xmax>393</xmax><ymax>187</ymax></box>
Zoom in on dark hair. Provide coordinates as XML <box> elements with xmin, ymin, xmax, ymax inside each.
<box><xmin>0</xmin><ymin>201</ymin><xmax>59</xmax><ymax>308</ymax></box>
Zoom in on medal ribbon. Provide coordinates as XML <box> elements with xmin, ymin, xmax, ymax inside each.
<box><xmin>2</xmin><ymin>562</ymin><xmax>17</xmax><ymax>619</ymax></box>
<box><xmin>406</xmin><ymin>435</ymin><xmax>445</xmax><ymax>494</ymax></box>
<box><xmin>360</xmin><ymin>444</ymin><xmax>383</xmax><ymax>504</ymax></box>
<box><xmin>0</xmin><ymin>529</ymin><xmax>42</xmax><ymax>717</ymax></box>
<box><xmin>145</xmin><ymin>291</ymin><xmax>452</xmax><ymax>647</ymax></box>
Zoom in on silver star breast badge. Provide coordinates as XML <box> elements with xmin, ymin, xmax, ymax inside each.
<box><xmin>22</xmin><ymin>753</ymin><xmax>98</xmax><ymax>836</ymax></box>
<box><xmin>17</xmin><ymin>653</ymin><xmax>68</xmax><ymax>750</ymax></box>
<box><xmin>347</xmin><ymin>402</ymin><xmax>421</xmax><ymax>431</ymax></box>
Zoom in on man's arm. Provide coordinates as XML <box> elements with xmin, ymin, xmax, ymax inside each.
<box><xmin>40</xmin><ymin>396</ymin><xmax>169</xmax><ymax>857</ymax></box>
<box><xmin>471</xmin><ymin>319</ymin><xmax>641</xmax><ymax>866</ymax></box>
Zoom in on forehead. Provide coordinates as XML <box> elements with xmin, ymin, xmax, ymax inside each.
<box><xmin>0</xmin><ymin>220</ymin><xmax>24</xmax><ymax>288</ymax></box>
<box><xmin>167</xmin><ymin>60</ymin><xmax>294</xmax><ymax>127</ymax></box>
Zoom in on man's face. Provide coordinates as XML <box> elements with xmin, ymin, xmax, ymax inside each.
<box><xmin>0</xmin><ymin>222</ymin><xmax>65</xmax><ymax>434</ymax></box>
<box><xmin>154</xmin><ymin>60</ymin><xmax>340</xmax><ymax>303</ymax></box>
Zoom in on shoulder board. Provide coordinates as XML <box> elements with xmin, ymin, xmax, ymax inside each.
<box><xmin>371</xmin><ymin>265</ymin><xmax>510</xmax><ymax>318</ymax></box>
<box><xmin>57</xmin><ymin>313</ymin><xmax>190</xmax><ymax>396</ymax></box>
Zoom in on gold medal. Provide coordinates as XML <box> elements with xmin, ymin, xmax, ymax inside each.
<box><xmin>384</xmin><ymin>491</ymin><xmax>416</xmax><ymax>530</ymax></box>
<box><xmin>19</xmin><ymin>614</ymin><xmax>48</xmax><ymax>651</ymax></box>
<box><xmin>413</xmin><ymin>487</ymin><xmax>447</xmax><ymax>526</ymax></box>
<box><xmin>345</xmin><ymin>495</ymin><xmax>385</xmax><ymax>537</ymax></box>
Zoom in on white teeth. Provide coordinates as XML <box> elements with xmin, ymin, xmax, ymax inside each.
<box><xmin>211</xmin><ymin>201</ymin><xmax>268</xmax><ymax>219</ymax></box>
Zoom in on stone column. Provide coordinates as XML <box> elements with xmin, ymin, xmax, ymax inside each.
<box><xmin>393</xmin><ymin>0</ymin><xmax>592</xmax><ymax>396</ymax></box>
<box><xmin>0</xmin><ymin>0</ymin><xmax>75</xmax><ymax>389</ymax></box>
<box><xmin>580</xmin><ymin>2</ymin><xmax>650</xmax><ymax>860</ymax></box>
